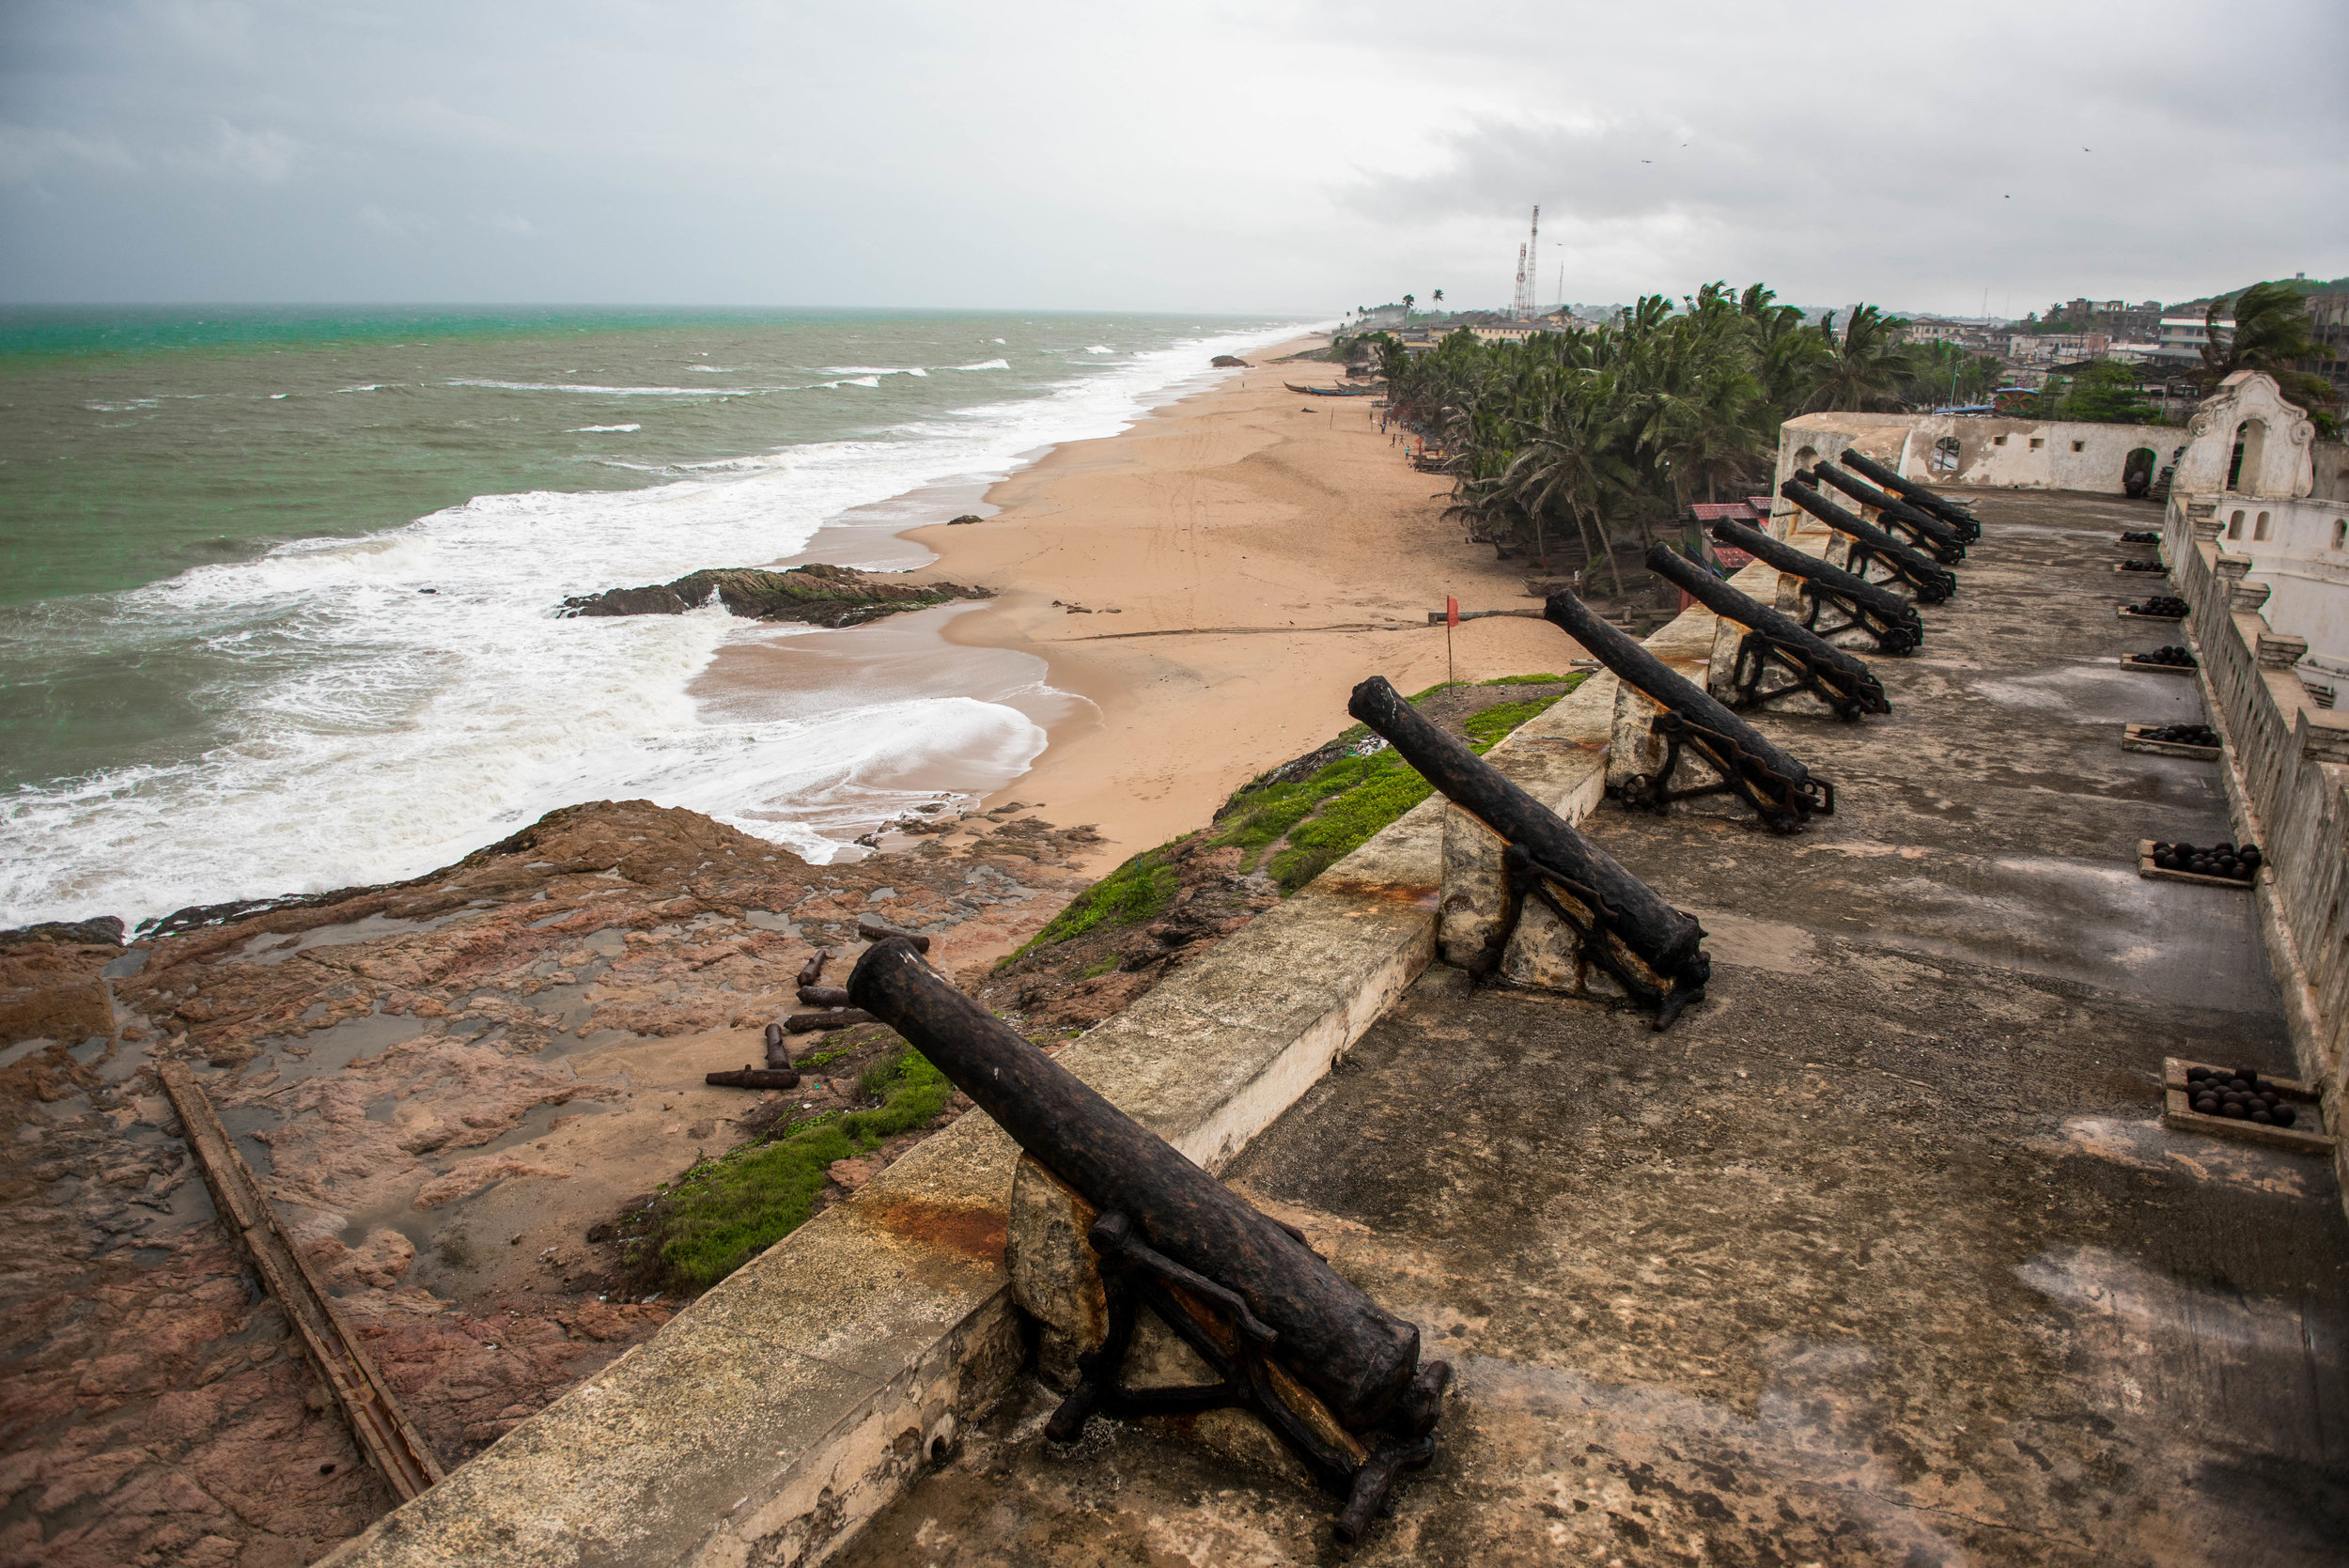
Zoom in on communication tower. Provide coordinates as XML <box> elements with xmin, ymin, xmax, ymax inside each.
<box><xmin>1511</xmin><ymin>205</ymin><xmax>1541</xmax><ymax>318</ymax></box>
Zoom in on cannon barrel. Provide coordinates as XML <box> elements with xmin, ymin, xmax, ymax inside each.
<box><xmin>1838</xmin><ymin>449</ymin><xmax>1982</xmax><ymax>540</ymax></box>
<box><xmin>1706</xmin><ymin>520</ymin><xmax>1924</xmax><ymax>655</ymax></box>
<box><xmin>1345</xmin><ymin>675</ymin><xmax>1709</xmax><ymax>995</ymax></box>
<box><xmin>847</xmin><ymin>937</ymin><xmax>1423</xmax><ymax>1431</ymax></box>
<box><xmin>1539</xmin><ymin>588</ymin><xmax>1823</xmax><ymax>784</ymax></box>
<box><xmin>1641</xmin><ymin>545</ymin><xmax>1888</xmax><ymax>716</ymax></box>
<box><xmin>1781</xmin><ymin>481</ymin><xmax>1958</xmax><ymax>602</ymax></box>
<box><xmin>1805</xmin><ymin>462</ymin><xmax>1964</xmax><ymax>561</ymax></box>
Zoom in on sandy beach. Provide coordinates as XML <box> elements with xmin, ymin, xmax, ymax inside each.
<box><xmin>902</xmin><ymin>334</ymin><xmax>1575</xmax><ymax>870</ymax></box>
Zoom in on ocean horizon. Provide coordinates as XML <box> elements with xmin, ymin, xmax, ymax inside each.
<box><xmin>0</xmin><ymin>305</ymin><xmax>1316</xmax><ymax>929</ymax></box>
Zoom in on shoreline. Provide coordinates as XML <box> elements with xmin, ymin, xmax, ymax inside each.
<box><xmin>894</xmin><ymin>333</ymin><xmax>1574</xmax><ymax>873</ymax></box>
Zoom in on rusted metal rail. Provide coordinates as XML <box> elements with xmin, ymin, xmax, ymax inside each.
<box><xmin>160</xmin><ymin>1062</ymin><xmax>444</xmax><ymax>1501</ymax></box>
<box><xmin>847</xmin><ymin>938</ymin><xmax>1450</xmax><ymax>1539</ymax></box>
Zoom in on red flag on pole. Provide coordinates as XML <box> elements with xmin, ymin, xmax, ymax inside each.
<box><xmin>1445</xmin><ymin>596</ymin><xmax>1460</xmax><ymax>628</ymax></box>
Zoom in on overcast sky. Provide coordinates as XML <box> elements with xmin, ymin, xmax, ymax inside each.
<box><xmin>3</xmin><ymin>0</ymin><xmax>2342</xmax><ymax>318</ymax></box>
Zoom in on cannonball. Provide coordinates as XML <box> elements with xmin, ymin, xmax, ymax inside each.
<box><xmin>2221</xmin><ymin>1102</ymin><xmax>2248</xmax><ymax>1118</ymax></box>
<box><xmin>2195</xmin><ymin>1096</ymin><xmax>2220</xmax><ymax>1115</ymax></box>
<box><xmin>2275</xmin><ymin>1105</ymin><xmax>2297</xmax><ymax>1127</ymax></box>
<box><xmin>2251</xmin><ymin>1108</ymin><xmax>2275</xmax><ymax>1125</ymax></box>
<box><xmin>2186</xmin><ymin>1065</ymin><xmax>2212</xmax><ymax>1082</ymax></box>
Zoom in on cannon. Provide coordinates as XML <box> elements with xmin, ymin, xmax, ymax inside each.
<box><xmin>1782</xmin><ymin>480</ymin><xmax>1958</xmax><ymax>602</ymax></box>
<box><xmin>1802</xmin><ymin>461</ymin><xmax>1965</xmax><ymax>563</ymax></box>
<box><xmin>1707</xmin><ymin>520</ymin><xmax>1923</xmax><ymax>655</ymax></box>
<box><xmin>847</xmin><ymin>938</ymin><xmax>1452</xmax><ymax>1539</ymax></box>
<box><xmin>1838</xmin><ymin>448</ymin><xmax>1982</xmax><ymax>541</ymax></box>
<box><xmin>1346</xmin><ymin>675</ymin><xmax>1711</xmax><ymax>1027</ymax></box>
<box><xmin>1538</xmin><ymin>590</ymin><xmax>1834</xmax><ymax>832</ymax></box>
<box><xmin>1643</xmin><ymin>545</ymin><xmax>1888</xmax><ymax>722</ymax></box>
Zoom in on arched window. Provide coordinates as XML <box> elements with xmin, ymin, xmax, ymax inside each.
<box><xmin>2255</xmin><ymin>511</ymin><xmax>2272</xmax><ymax>541</ymax></box>
<box><xmin>2229</xmin><ymin>509</ymin><xmax>2246</xmax><ymax>539</ymax></box>
<box><xmin>2233</xmin><ymin>420</ymin><xmax>2269</xmax><ymax>492</ymax></box>
<box><xmin>1793</xmin><ymin>445</ymin><xmax>1818</xmax><ymax>472</ymax></box>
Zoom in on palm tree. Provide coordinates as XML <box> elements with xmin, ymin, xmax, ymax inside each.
<box><xmin>2200</xmin><ymin>283</ymin><xmax>2335</xmax><ymax>408</ymax></box>
<box><xmin>1806</xmin><ymin>305</ymin><xmax>1915</xmax><ymax>412</ymax></box>
<box><xmin>1403</xmin><ymin>293</ymin><xmax>1416</xmax><ymax>323</ymax></box>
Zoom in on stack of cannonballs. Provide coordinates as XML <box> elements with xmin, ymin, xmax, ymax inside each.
<box><xmin>2184</xmin><ymin>1065</ymin><xmax>2298</xmax><ymax>1127</ymax></box>
<box><xmin>2140</xmin><ymin>722</ymin><xmax>2219</xmax><ymax>746</ymax></box>
<box><xmin>2120</xmin><ymin>530</ymin><xmax>2161</xmax><ymax>544</ymax></box>
<box><xmin>2129</xmin><ymin>595</ymin><xmax>2189</xmax><ymax>616</ymax></box>
<box><xmin>2150</xmin><ymin>839</ymin><xmax>2261</xmax><ymax>880</ymax></box>
<box><xmin>2131</xmin><ymin>645</ymin><xmax>2195</xmax><ymax>668</ymax></box>
<box><xmin>2120</xmin><ymin>559</ymin><xmax>2167</xmax><ymax>573</ymax></box>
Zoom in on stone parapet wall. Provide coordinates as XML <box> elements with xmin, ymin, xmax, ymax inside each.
<box><xmin>2165</xmin><ymin>490</ymin><xmax>2349</xmax><ymax>1203</ymax></box>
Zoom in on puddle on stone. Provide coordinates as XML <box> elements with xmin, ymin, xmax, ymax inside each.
<box><xmin>228</xmin><ymin>909</ymin><xmax>467</xmax><ymax>968</ymax></box>
<box><xmin>1973</xmin><ymin>661</ymin><xmax>2207</xmax><ymax>725</ymax></box>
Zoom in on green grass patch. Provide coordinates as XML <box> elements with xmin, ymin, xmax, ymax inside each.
<box><xmin>637</xmin><ymin>1045</ymin><xmax>956</xmax><ymax>1293</ymax></box>
<box><xmin>1231</xmin><ymin>674</ymin><xmax>1585</xmax><ymax>895</ymax></box>
<box><xmin>1006</xmin><ymin>841</ymin><xmax>1184</xmax><ymax>961</ymax></box>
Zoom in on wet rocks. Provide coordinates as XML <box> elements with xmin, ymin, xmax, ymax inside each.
<box><xmin>557</xmin><ymin>562</ymin><xmax>991</xmax><ymax>629</ymax></box>
<box><xmin>1210</xmin><ymin>355</ymin><xmax>1251</xmax><ymax>368</ymax></box>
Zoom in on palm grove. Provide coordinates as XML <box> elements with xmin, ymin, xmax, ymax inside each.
<box><xmin>1353</xmin><ymin>281</ymin><xmax>2332</xmax><ymax>592</ymax></box>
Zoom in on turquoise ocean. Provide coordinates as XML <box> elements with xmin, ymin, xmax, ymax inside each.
<box><xmin>0</xmin><ymin>307</ymin><xmax>1312</xmax><ymax>928</ymax></box>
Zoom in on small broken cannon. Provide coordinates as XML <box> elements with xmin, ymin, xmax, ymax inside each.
<box><xmin>847</xmin><ymin>937</ymin><xmax>1452</xmax><ymax>1540</ymax></box>
<box><xmin>1802</xmin><ymin>461</ymin><xmax>1966</xmax><ymax>563</ymax></box>
<box><xmin>1643</xmin><ymin>545</ymin><xmax>1888</xmax><ymax>722</ymax></box>
<box><xmin>1781</xmin><ymin>480</ymin><xmax>1958</xmax><ymax>602</ymax></box>
<box><xmin>1346</xmin><ymin>675</ymin><xmax>1710</xmax><ymax>1027</ymax></box>
<box><xmin>1838</xmin><ymin>448</ymin><xmax>1982</xmax><ymax>542</ymax></box>
<box><xmin>1541</xmin><ymin>590</ymin><xmax>1834</xmax><ymax>832</ymax></box>
<box><xmin>1708</xmin><ymin>520</ymin><xmax>1923</xmax><ymax>655</ymax></box>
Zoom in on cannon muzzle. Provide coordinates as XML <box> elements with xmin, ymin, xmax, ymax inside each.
<box><xmin>1706</xmin><ymin>519</ymin><xmax>1924</xmax><ymax>654</ymax></box>
<box><xmin>1781</xmin><ymin>481</ymin><xmax>1958</xmax><ymax>602</ymax></box>
<box><xmin>1804</xmin><ymin>461</ymin><xmax>1965</xmax><ymax>562</ymax></box>
<box><xmin>846</xmin><ymin>937</ymin><xmax>1432</xmax><ymax>1438</ymax></box>
<box><xmin>1642</xmin><ymin>545</ymin><xmax>1888</xmax><ymax>721</ymax></box>
<box><xmin>1346</xmin><ymin>675</ymin><xmax>1708</xmax><ymax>1023</ymax></box>
<box><xmin>1838</xmin><ymin>448</ymin><xmax>1982</xmax><ymax>540</ymax></box>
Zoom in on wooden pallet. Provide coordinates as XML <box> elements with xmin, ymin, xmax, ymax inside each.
<box><xmin>2139</xmin><ymin>839</ymin><xmax>2258</xmax><ymax>889</ymax></box>
<box><xmin>2121</xmin><ymin>723</ymin><xmax>2220</xmax><ymax>759</ymax></box>
<box><xmin>2161</xmin><ymin>1057</ymin><xmax>2332</xmax><ymax>1155</ymax></box>
<box><xmin>2117</xmin><ymin>606</ymin><xmax>2186</xmax><ymax>621</ymax></box>
<box><xmin>2119</xmin><ymin>657</ymin><xmax>2196</xmax><ymax>676</ymax></box>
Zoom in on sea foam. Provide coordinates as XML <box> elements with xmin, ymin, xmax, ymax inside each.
<box><xmin>0</xmin><ymin>318</ymin><xmax>1310</xmax><ymax>928</ymax></box>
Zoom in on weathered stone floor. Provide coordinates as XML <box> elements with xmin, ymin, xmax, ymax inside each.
<box><xmin>835</xmin><ymin>490</ymin><xmax>2348</xmax><ymax>1566</ymax></box>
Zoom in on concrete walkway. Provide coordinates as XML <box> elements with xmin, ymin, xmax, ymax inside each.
<box><xmin>834</xmin><ymin>490</ymin><xmax>2346</xmax><ymax>1567</ymax></box>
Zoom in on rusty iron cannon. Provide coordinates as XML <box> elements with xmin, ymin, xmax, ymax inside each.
<box><xmin>1538</xmin><ymin>589</ymin><xmax>1834</xmax><ymax>833</ymax></box>
<box><xmin>1802</xmin><ymin>461</ymin><xmax>1966</xmax><ymax>562</ymax></box>
<box><xmin>1346</xmin><ymin>675</ymin><xmax>1711</xmax><ymax>1028</ymax></box>
<box><xmin>846</xmin><ymin>937</ymin><xmax>1452</xmax><ymax>1539</ymax></box>
<box><xmin>1838</xmin><ymin>448</ymin><xmax>1982</xmax><ymax>541</ymax></box>
<box><xmin>1707</xmin><ymin>519</ymin><xmax>1923</xmax><ymax>655</ymax></box>
<box><xmin>1642</xmin><ymin>545</ymin><xmax>1888</xmax><ymax>722</ymax></box>
<box><xmin>1781</xmin><ymin>480</ymin><xmax>1958</xmax><ymax>602</ymax></box>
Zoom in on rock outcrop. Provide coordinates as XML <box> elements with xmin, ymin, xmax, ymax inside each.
<box><xmin>1210</xmin><ymin>355</ymin><xmax>1250</xmax><ymax>368</ymax></box>
<box><xmin>0</xmin><ymin>796</ymin><xmax>1098</xmax><ymax>1562</ymax></box>
<box><xmin>559</xmin><ymin>562</ymin><xmax>989</xmax><ymax>629</ymax></box>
